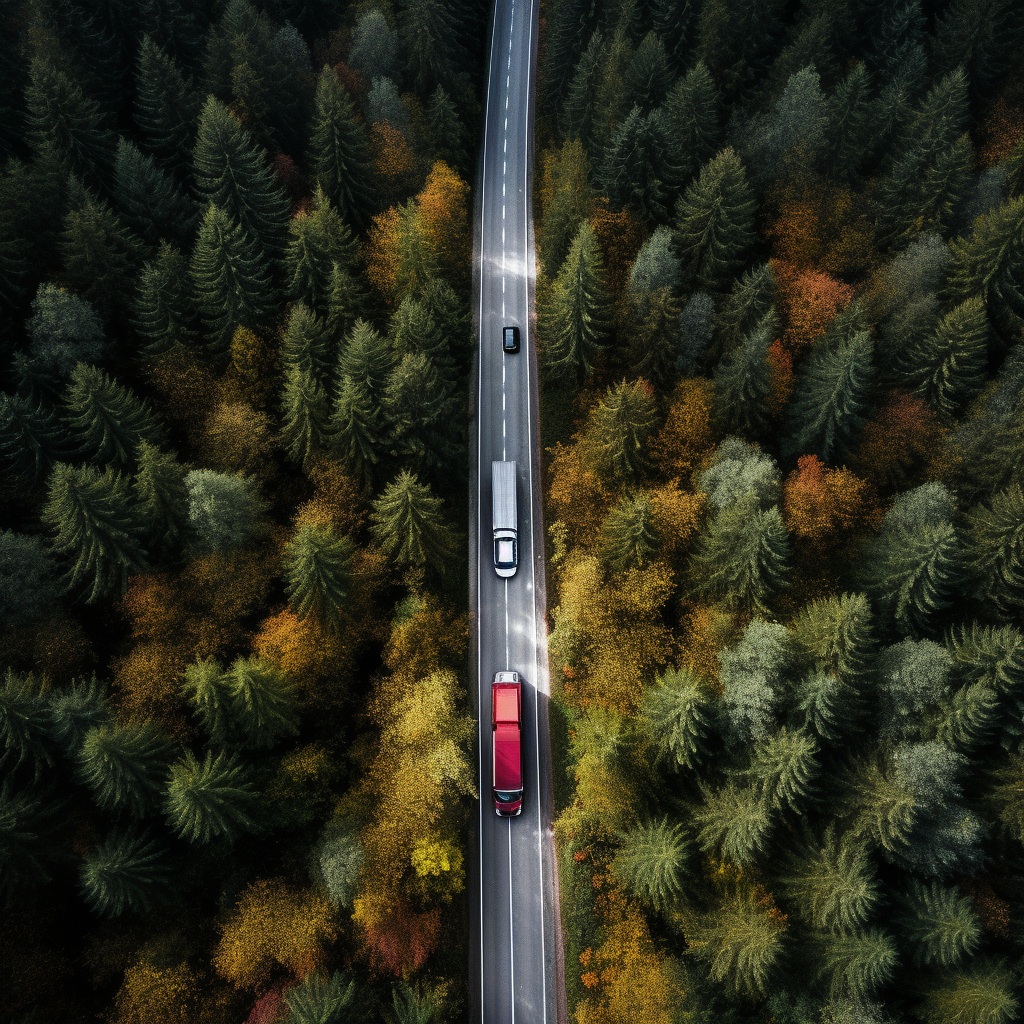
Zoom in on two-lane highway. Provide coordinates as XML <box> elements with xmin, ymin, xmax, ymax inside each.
<box><xmin>472</xmin><ymin>0</ymin><xmax>561</xmax><ymax>1021</ymax></box>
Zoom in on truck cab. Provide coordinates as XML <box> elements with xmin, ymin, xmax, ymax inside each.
<box><xmin>492</xmin><ymin>671</ymin><xmax>522</xmax><ymax>816</ymax></box>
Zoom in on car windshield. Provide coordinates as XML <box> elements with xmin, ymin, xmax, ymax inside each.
<box><xmin>495</xmin><ymin>790</ymin><xmax>522</xmax><ymax>803</ymax></box>
<box><xmin>495</xmin><ymin>539</ymin><xmax>516</xmax><ymax>567</ymax></box>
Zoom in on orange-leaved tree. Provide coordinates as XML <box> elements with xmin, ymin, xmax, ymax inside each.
<box><xmin>772</xmin><ymin>261</ymin><xmax>854</xmax><ymax>351</ymax></box>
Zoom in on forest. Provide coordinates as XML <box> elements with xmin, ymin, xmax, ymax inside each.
<box><xmin>0</xmin><ymin>0</ymin><xmax>487</xmax><ymax>1020</ymax></box>
<box><xmin>534</xmin><ymin>1</ymin><xmax>1024</xmax><ymax>1023</ymax></box>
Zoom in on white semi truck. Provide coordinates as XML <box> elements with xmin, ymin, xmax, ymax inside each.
<box><xmin>491</xmin><ymin>460</ymin><xmax>518</xmax><ymax>578</ymax></box>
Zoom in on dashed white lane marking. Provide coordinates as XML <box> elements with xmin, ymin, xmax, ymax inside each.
<box><xmin>503</xmin><ymin>204</ymin><xmax>506</xmax><ymax>219</ymax></box>
<box><xmin>503</xmin><ymin>160</ymin><xmax>506</xmax><ymax>173</ymax></box>
<box><xmin>504</xmin><ymin>117</ymin><xmax>508</xmax><ymax>130</ymax></box>
<box><xmin>507</xmin><ymin>75</ymin><xmax>510</xmax><ymax>87</ymax></box>
<box><xmin>504</xmin><ymin>139</ymin><xmax>507</xmax><ymax>153</ymax></box>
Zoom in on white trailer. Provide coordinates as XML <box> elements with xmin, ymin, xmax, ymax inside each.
<box><xmin>491</xmin><ymin>461</ymin><xmax>518</xmax><ymax>578</ymax></box>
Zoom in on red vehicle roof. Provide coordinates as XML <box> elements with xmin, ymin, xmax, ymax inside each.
<box><xmin>493</xmin><ymin>684</ymin><xmax>520</xmax><ymax>724</ymax></box>
<box><xmin>492</xmin><ymin>682</ymin><xmax>522</xmax><ymax>791</ymax></box>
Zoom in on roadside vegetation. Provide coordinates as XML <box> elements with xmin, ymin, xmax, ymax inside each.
<box><xmin>535</xmin><ymin>2</ymin><xmax>1024</xmax><ymax>1023</ymax></box>
<box><xmin>0</xmin><ymin>1</ymin><xmax>485</xmax><ymax>1020</ymax></box>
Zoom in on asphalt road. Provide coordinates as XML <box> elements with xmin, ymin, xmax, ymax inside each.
<box><xmin>470</xmin><ymin>0</ymin><xmax>562</xmax><ymax>1021</ymax></box>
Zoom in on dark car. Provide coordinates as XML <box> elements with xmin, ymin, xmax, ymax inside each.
<box><xmin>503</xmin><ymin>325</ymin><xmax>520</xmax><ymax>353</ymax></box>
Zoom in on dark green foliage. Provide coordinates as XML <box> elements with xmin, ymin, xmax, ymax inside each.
<box><xmin>47</xmin><ymin>676</ymin><xmax>109</xmax><ymax>755</ymax></box>
<box><xmin>783</xmin><ymin>332</ymin><xmax>875</xmax><ymax>465</ymax></box>
<box><xmin>384</xmin><ymin>353</ymin><xmax>461</xmax><ymax>472</ymax></box>
<box><xmin>190</xmin><ymin>204</ymin><xmax>277</xmax><ymax>358</ymax></box>
<box><xmin>133</xmin><ymin>243</ymin><xmax>196</xmax><ymax>354</ymax></box>
<box><xmin>690</xmin><ymin>498</ymin><xmax>790</xmax><ymax>615</ymax></box>
<box><xmin>77</xmin><ymin>722</ymin><xmax>170</xmax><ymax>817</ymax></box>
<box><xmin>113</xmin><ymin>138</ymin><xmax>196</xmax><ymax>249</ymax></box>
<box><xmin>390</xmin><ymin>294</ymin><xmax>457</xmax><ymax>377</ymax></box>
<box><xmin>426</xmin><ymin>86</ymin><xmax>470</xmax><ymax>174</ymax></box>
<box><xmin>713</xmin><ymin>311</ymin><xmax>779</xmax><ymax>439</ymax></box>
<box><xmin>939</xmin><ymin>680</ymin><xmax>1001</xmax><ymax>751</ymax></box>
<box><xmin>284</xmin><ymin>526</ymin><xmax>355</xmax><ymax>631</ymax></box>
<box><xmin>966</xmin><ymin>485</ymin><xmax>1024</xmax><ymax>621</ymax></box>
<box><xmin>281</xmin><ymin>366</ymin><xmax>331</xmax><ymax>472</ymax></box>
<box><xmin>795</xmin><ymin>668</ymin><xmax>860</xmax><ymax>744</ymax></box>
<box><xmin>330</xmin><ymin>377</ymin><xmax>385</xmax><ymax>487</ymax></box>
<box><xmin>541</xmin><ymin>0</ymin><xmax>601</xmax><ymax>110</ymax></box>
<box><xmin>0</xmin><ymin>671</ymin><xmax>54</xmax><ymax>779</ymax></box>
<box><xmin>134</xmin><ymin>36</ymin><xmax>201</xmax><ymax>177</ymax></box>
<box><xmin>370</xmin><ymin>470</ymin><xmax>457</xmax><ymax>570</ymax></box>
<box><xmin>184</xmin><ymin>468</ymin><xmax>265</xmax><ymax>554</ymax></box>
<box><xmin>0</xmin><ymin>783</ymin><xmax>62</xmax><ymax>898</ymax></box>
<box><xmin>561</xmin><ymin>30</ymin><xmax>604</xmax><ymax>154</ymax></box>
<box><xmin>672</xmin><ymin>148</ymin><xmax>756</xmax><ymax>294</ymax></box>
<box><xmin>783</xmin><ymin>827</ymin><xmax>879</xmax><ymax>932</ymax></box>
<box><xmin>599</xmin><ymin>106</ymin><xmax>666</xmax><ymax>223</ymax></box>
<box><xmin>875</xmin><ymin>639</ymin><xmax>953</xmax><ymax>741</ymax></box>
<box><xmin>933</xmin><ymin>0</ymin><xmax>1024</xmax><ymax>100</ymax></box>
<box><xmin>613</xmin><ymin>818</ymin><xmax>688</xmax><ymax>912</ymax></box>
<box><xmin>542</xmin><ymin>220</ymin><xmax>610</xmax><ymax>386</ymax></box>
<box><xmin>716</xmin><ymin>262</ymin><xmax>776</xmax><ymax>351</ymax></box>
<box><xmin>989</xmin><ymin>753</ymin><xmax>1024</xmax><ymax>842</ymax></box>
<box><xmin>641</xmin><ymin>665</ymin><xmax>714</xmax><ymax>771</ymax></box>
<box><xmin>192</xmin><ymin>96</ymin><xmax>290</xmax><ymax>257</ymax></box>
<box><xmin>626</xmin><ymin>288</ymin><xmax>681</xmax><ymax>389</ymax></box>
<box><xmin>43</xmin><ymin>462</ymin><xmax>147</xmax><ymax>603</ymax></box>
<box><xmin>601</xmin><ymin>491</ymin><xmax>661</xmax><ymax>572</ymax></box>
<box><xmin>282</xmin><ymin>303</ymin><xmax>334</xmax><ymax>385</ymax></box>
<box><xmin>895</xmin><ymin>879</ymin><xmax>981</xmax><ymax>968</ymax></box>
<box><xmin>164</xmin><ymin>749</ymin><xmax>258</xmax><ymax>844</ymax></box>
<box><xmin>695</xmin><ymin>0</ymin><xmax>786</xmax><ymax>99</ymax></box>
<box><xmin>793</xmin><ymin>593</ymin><xmax>874</xmax><ymax>683</ymax></box>
<box><xmin>746</xmin><ymin>726</ymin><xmax>818</xmax><ymax>813</ymax></box>
<box><xmin>26</xmin><ymin>283</ymin><xmax>108</xmax><ymax>379</ymax></box>
<box><xmin>286</xmin><ymin>187</ymin><xmax>358</xmax><ymax>316</ymax></box>
<box><xmin>821</xmin><ymin>64</ymin><xmax>876</xmax><ymax>182</ymax></box>
<box><xmin>696</xmin><ymin>780</ymin><xmax>772</xmax><ymax>867</ymax></box>
<box><xmin>286</xmin><ymin>970</ymin><xmax>358</xmax><ymax>1024</ymax></box>
<box><xmin>677</xmin><ymin>291</ymin><xmax>713</xmax><ymax>373</ymax></box>
<box><xmin>398</xmin><ymin>0</ymin><xmax>469</xmax><ymax>97</ymax></box>
<box><xmin>920</xmin><ymin>960</ymin><xmax>1019</xmax><ymax>1024</ymax></box>
<box><xmin>80</xmin><ymin>829</ymin><xmax>169</xmax><ymax>916</ymax></box>
<box><xmin>65</xmin><ymin>364</ymin><xmax>164</xmax><ymax>469</ymax></box>
<box><xmin>337</xmin><ymin>320</ymin><xmax>394</xmax><ymax>405</ymax></box>
<box><xmin>391</xmin><ymin>980</ymin><xmax>444</xmax><ymax>1024</ymax></box>
<box><xmin>817</xmin><ymin>930</ymin><xmax>898</xmax><ymax>1001</ymax></box>
<box><xmin>309</xmin><ymin>68</ymin><xmax>376</xmax><ymax>230</ymax></box>
<box><xmin>0</xmin><ymin>531</ymin><xmax>60</xmax><ymax>627</ymax></box>
<box><xmin>585</xmin><ymin>379</ymin><xmax>658</xmax><ymax>485</ymax></box>
<box><xmin>181</xmin><ymin>659</ymin><xmax>231</xmax><ymax>746</ymax></box>
<box><xmin>659</xmin><ymin>61</ymin><xmax>721</xmax><ymax>194</ymax></box>
<box><xmin>350</xmin><ymin>10</ymin><xmax>399</xmax><ymax>83</ymax></box>
<box><xmin>948</xmin><ymin>624</ymin><xmax>1024</xmax><ymax>748</ymax></box>
<box><xmin>224</xmin><ymin>656</ymin><xmax>300</xmax><ymax>750</ymax></box>
<box><xmin>628</xmin><ymin>226</ymin><xmax>680</xmax><ymax>295</ymax></box>
<box><xmin>540</xmin><ymin>139</ymin><xmax>593</xmax><ymax>279</ymax></box>
<box><xmin>133</xmin><ymin>441</ymin><xmax>188</xmax><ymax>552</ymax></box>
<box><xmin>623</xmin><ymin>32</ymin><xmax>672</xmax><ymax>115</ymax></box>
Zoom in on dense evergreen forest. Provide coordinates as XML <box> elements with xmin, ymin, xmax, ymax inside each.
<box><xmin>535</xmin><ymin>1</ymin><xmax>1024</xmax><ymax>1023</ymax></box>
<box><xmin>0</xmin><ymin>0</ymin><xmax>487</xmax><ymax>1020</ymax></box>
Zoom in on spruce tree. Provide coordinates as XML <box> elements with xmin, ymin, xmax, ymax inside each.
<box><xmin>326</xmin><ymin>263</ymin><xmax>369</xmax><ymax>337</ymax></box>
<box><xmin>627</xmin><ymin>288</ymin><xmax>681</xmax><ymax>389</ymax></box>
<box><xmin>43</xmin><ymin>462</ymin><xmax>148</xmax><ymax>603</ymax></box>
<box><xmin>370</xmin><ymin>470</ymin><xmax>457</xmax><ymax>570</ymax></box>
<box><xmin>77</xmin><ymin>723</ymin><xmax>170</xmax><ymax>817</ymax></box>
<box><xmin>901</xmin><ymin>296</ymin><xmax>988</xmax><ymax>419</ymax></box>
<box><xmin>134</xmin><ymin>36</ymin><xmax>201</xmax><ymax>177</ymax></box>
<box><xmin>652</xmin><ymin>0</ymin><xmax>694</xmax><ymax>77</ymax></box>
<box><xmin>283</xmin><ymin>526</ymin><xmax>355</xmax><ymax>632</ymax></box>
<box><xmin>0</xmin><ymin>393</ymin><xmax>66</xmax><ymax>488</ymax></box>
<box><xmin>933</xmin><ymin>0</ymin><xmax>1024</xmax><ymax>100</ymax></box>
<box><xmin>192</xmin><ymin>96</ymin><xmax>290</xmax><ymax>257</ymax></box>
<box><xmin>539</xmin><ymin>139</ymin><xmax>593</xmax><ymax>280</ymax></box>
<box><xmin>0</xmin><ymin>532</ymin><xmax>60</xmax><ymax>628</ymax></box>
<box><xmin>746</xmin><ymin>726</ymin><xmax>818</xmax><ymax>813</ymax></box>
<box><xmin>286</xmin><ymin>972</ymin><xmax>358</xmax><ymax>1024</ymax></box>
<box><xmin>339</xmin><ymin>322</ymin><xmax>394</xmax><ymax>395</ymax></box>
<box><xmin>672</xmin><ymin>148</ymin><xmax>756</xmax><ymax>294</ymax></box>
<box><xmin>613</xmin><ymin>818</ymin><xmax>689</xmax><ymax>912</ymax></box>
<box><xmin>793</xmin><ymin>593</ymin><xmax>874</xmax><ymax>682</ymax></box>
<box><xmin>716</xmin><ymin>262</ymin><xmax>776</xmax><ymax>350</ymax></box>
<box><xmin>426</xmin><ymin>86</ymin><xmax>469</xmax><ymax>174</ymax></box>
<box><xmin>817</xmin><ymin>931</ymin><xmax>898</xmax><ymax>1001</ymax></box>
<box><xmin>713</xmin><ymin>311</ymin><xmax>780</xmax><ymax>439</ymax></box>
<box><xmin>0</xmin><ymin>783</ymin><xmax>62</xmax><ymax>897</ymax></box>
<box><xmin>65</xmin><ymin>364</ymin><xmax>164</xmax><ymax>470</ymax></box>
<box><xmin>659</xmin><ymin>61</ymin><xmax>721</xmax><ymax>194</ymax></box>
<box><xmin>384</xmin><ymin>352</ymin><xmax>460</xmax><ymax>470</ymax></box>
<box><xmin>783</xmin><ymin>332</ymin><xmax>876</xmax><ymax>465</ymax></box>
<box><xmin>113</xmin><ymin>137</ymin><xmax>197</xmax><ymax>249</ymax></box>
<box><xmin>390</xmin><ymin>294</ymin><xmax>455</xmax><ymax>375</ymax></box>
<box><xmin>601</xmin><ymin>491</ymin><xmax>661</xmax><ymax>572</ymax></box>
<box><xmin>624</xmin><ymin>32</ymin><xmax>673</xmax><ymax>115</ymax></box>
<box><xmin>561</xmin><ymin>30</ymin><xmax>604</xmax><ymax>155</ymax></box>
<box><xmin>47</xmin><ymin>676</ymin><xmax>109</xmax><ymax>755</ymax></box>
<box><xmin>330</xmin><ymin>377</ymin><xmax>385</xmax><ymax>487</ymax></box>
<box><xmin>185</xmin><ymin>469</ymin><xmax>266</xmax><ymax>555</ymax></box>
<box><xmin>180</xmin><ymin>659</ymin><xmax>231</xmax><ymax>746</ymax></box>
<box><xmin>164</xmin><ymin>749</ymin><xmax>258</xmax><ymax>844</ymax></box>
<box><xmin>948</xmin><ymin>623</ymin><xmax>1024</xmax><ymax>706</ymax></box>
<box><xmin>585</xmin><ymin>379</ymin><xmax>659</xmax><ymax>485</ymax></box>
<box><xmin>224</xmin><ymin>656</ymin><xmax>299</xmax><ymax>750</ymax></box>
<box><xmin>280</xmin><ymin>365</ymin><xmax>331</xmax><ymax>472</ymax></box>
<box><xmin>641</xmin><ymin>665</ymin><xmax>715</xmax><ymax>771</ymax></box>
<box><xmin>921</xmin><ymin>962</ymin><xmax>1019</xmax><ymax>1024</ymax></box>
<box><xmin>0</xmin><ymin>671</ymin><xmax>54</xmax><ymax>780</ymax></box>
<box><xmin>286</xmin><ymin>186</ymin><xmax>359</xmax><ymax>315</ymax></box>
<box><xmin>541</xmin><ymin>0</ymin><xmax>601</xmax><ymax>110</ymax></box>
<box><xmin>697</xmin><ymin>781</ymin><xmax>773</xmax><ymax>867</ymax></box>
<box><xmin>896</xmin><ymin>879</ymin><xmax>981</xmax><ymax>968</ymax></box>
<box><xmin>191</xmin><ymin>204</ymin><xmax>277</xmax><ymax>359</ymax></box>
<box><xmin>629</xmin><ymin>226</ymin><xmax>681</xmax><ymax>295</ymax></box>
<box><xmin>133</xmin><ymin>243</ymin><xmax>196</xmax><ymax>354</ymax></box>
<box><xmin>966</xmin><ymin>485</ymin><xmax>1024</xmax><ymax>621</ymax></box>
<box><xmin>349</xmin><ymin>9</ymin><xmax>399</xmax><ymax>82</ymax></box>
<box><xmin>281</xmin><ymin>302</ymin><xmax>334</xmax><ymax>386</ymax></box>
<box><xmin>398</xmin><ymin>0</ymin><xmax>468</xmax><ymax>97</ymax></box>
<box><xmin>133</xmin><ymin>441</ymin><xmax>188</xmax><ymax>552</ymax></box>
<box><xmin>689</xmin><ymin>496</ymin><xmax>790</xmax><ymax>614</ymax></box>
<box><xmin>820</xmin><ymin>64</ymin><xmax>876</xmax><ymax>182</ymax></box>
<box><xmin>80</xmin><ymin>828</ymin><xmax>169</xmax><ymax>916</ymax></box>
<box><xmin>309</xmin><ymin>68</ymin><xmax>376</xmax><ymax>230</ymax></box>
<box><xmin>796</xmin><ymin>668</ymin><xmax>860</xmax><ymax>744</ymax></box>
<box><xmin>600</xmin><ymin>106</ymin><xmax>666</xmax><ymax>224</ymax></box>
<box><xmin>695</xmin><ymin>0</ymin><xmax>787</xmax><ymax>100</ymax></box>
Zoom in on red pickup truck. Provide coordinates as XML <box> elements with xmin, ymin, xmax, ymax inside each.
<box><xmin>492</xmin><ymin>671</ymin><xmax>522</xmax><ymax>816</ymax></box>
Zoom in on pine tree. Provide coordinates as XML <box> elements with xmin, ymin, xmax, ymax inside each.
<box><xmin>280</xmin><ymin>365</ymin><xmax>331</xmax><ymax>471</ymax></box>
<box><xmin>601</xmin><ymin>491</ymin><xmax>661</xmax><ymax>571</ymax></box>
<box><xmin>948</xmin><ymin>623</ymin><xmax>1024</xmax><ymax>707</ymax></box>
<box><xmin>224</xmin><ymin>656</ymin><xmax>300</xmax><ymax>750</ymax></box>
<box><xmin>641</xmin><ymin>665</ymin><xmax>715</xmax><ymax>771</ymax></box>
<box><xmin>330</xmin><ymin>377</ymin><xmax>385</xmax><ymax>487</ymax></box>
<box><xmin>600</xmin><ymin>106</ymin><xmax>666</xmax><ymax>224</ymax></box>
<box><xmin>613</xmin><ymin>818</ymin><xmax>689</xmax><ymax>912</ymax></box>
<box><xmin>624</xmin><ymin>32</ymin><xmax>673</xmax><ymax>114</ymax></box>
<box><xmin>585</xmin><ymin>379</ymin><xmax>659</xmax><ymax>485</ymax></box>
<box><xmin>134</xmin><ymin>36</ymin><xmax>201</xmax><ymax>176</ymax></box>
<box><xmin>939</xmin><ymin>679</ymin><xmax>1001</xmax><ymax>751</ymax></box>
<box><xmin>326</xmin><ymin>263</ymin><xmax>369</xmax><ymax>337</ymax></box>
<box><xmin>820</xmin><ymin>64</ymin><xmax>876</xmax><ymax>182</ymax></box>
<box><xmin>629</xmin><ymin>226</ymin><xmax>681</xmax><ymax>295</ymax></box>
<box><xmin>192</xmin><ymin>96</ymin><xmax>290</xmax><ymax>257</ymax></box>
<box><xmin>133</xmin><ymin>243</ymin><xmax>196</xmax><ymax>354</ymax></box>
<box><xmin>561</xmin><ymin>30</ymin><xmax>604</xmax><ymax>154</ymax></box>
<box><xmin>0</xmin><ymin>532</ymin><xmax>60</xmax><ymax>628</ymax></box>
<box><xmin>659</xmin><ymin>61</ymin><xmax>721</xmax><ymax>194</ymax></box>
<box><xmin>338</xmin><ymin>323</ymin><xmax>395</xmax><ymax>403</ymax></box>
<box><xmin>309</xmin><ymin>68</ymin><xmax>376</xmax><ymax>230</ymax></box>
<box><xmin>390</xmin><ymin>294</ymin><xmax>455</xmax><ymax>375</ymax></box>
<box><xmin>80</xmin><ymin>828</ymin><xmax>169</xmax><ymax>916</ymax></box>
<box><xmin>746</xmin><ymin>727</ymin><xmax>818</xmax><ymax>813</ymax></box>
<box><xmin>652</xmin><ymin>0</ymin><xmax>695</xmax><ymax>77</ymax></box>
<box><xmin>0</xmin><ymin>393</ymin><xmax>66</xmax><ymax>488</ymax></box>
<box><xmin>181</xmin><ymin>659</ymin><xmax>231</xmax><ymax>746</ymax></box>
<box><xmin>713</xmin><ymin>310</ymin><xmax>781</xmax><ymax>439</ymax></box>
<box><xmin>43</xmin><ymin>462</ymin><xmax>147</xmax><ymax>603</ymax></box>
<box><xmin>896</xmin><ymin>879</ymin><xmax>981</xmax><ymax>968</ymax></box>
<box><xmin>113</xmin><ymin>137</ymin><xmax>197</xmax><ymax>249</ymax></box>
<box><xmin>966</xmin><ymin>485</ymin><xmax>1024</xmax><ymax>621</ymax></box>
<box><xmin>695</xmin><ymin>0</ymin><xmax>787</xmax><ymax>99</ymax></box>
<box><xmin>164</xmin><ymin>749</ymin><xmax>258</xmax><ymax>844</ymax></box>
<box><xmin>281</xmin><ymin>303</ymin><xmax>333</xmax><ymax>387</ymax></box>
<box><xmin>191</xmin><ymin>204</ymin><xmax>277</xmax><ymax>359</ymax></box>
<box><xmin>286</xmin><ymin>186</ymin><xmax>359</xmax><ymax>315</ymax></box>
<box><xmin>286</xmin><ymin>972</ymin><xmax>358</xmax><ymax>1024</ymax></box>
<box><xmin>944</xmin><ymin>195</ymin><xmax>1024</xmax><ymax>346</ymax></box>
<box><xmin>783</xmin><ymin>827</ymin><xmax>879</xmax><ymax>933</ymax></box>
<box><xmin>990</xmin><ymin>753</ymin><xmax>1024</xmax><ymax>842</ymax></box>
<box><xmin>920</xmin><ymin>961</ymin><xmax>1018</xmax><ymax>1024</ymax></box>
<box><xmin>48</xmin><ymin>676</ymin><xmax>109</xmax><ymax>755</ymax></box>
<box><xmin>542</xmin><ymin>220</ymin><xmax>610</xmax><ymax>386</ymax></box>
<box><xmin>384</xmin><ymin>353</ymin><xmax>460</xmax><ymax>470</ymax></box>
<box><xmin>25</xmin><ymin>56</ymin><xmax>114</xmax><ymax>190</ymax></box>
<box><xmin>0</xmin><ymin>671</ymin><xmax>54</xmax><ymax>780</ymax></box>
<box><xmin>283</xmin><ymin>526</ymin><xmax>354</xmax><ymax>632</ymax></box>
<box><xmin>370</xmin><ymin>470</ymin><xmax>457</xmax><ymax>570</ymax></box>
<box><xmin>817</xmin><ymin>930</ymin><xmax>898</xmax><ymax>1001</ymax></box>
<box><xmin>65</xmin><ymin>364</ymin><xmax>164</xmax><ymax>470</ymax></box>
<box><xmin>697</xmin><ymin>781</ymin><xmax>773</xmax><ymax>866</ymax></box>
<box><xmin>716</xmin><ymin>262</ymin><xmax>776</xmax><ymax>350</ymax></box>
<box><xmin>792</xmin><ymin>592</ymin><xmax>874</xmax><ymax>682</ymax></box>
<box><xmin>77</xmin><ymin>723</ymin><xmax>170</xmax><ymax>817</ymax></box>
<box><xmin>689</xmin><ymin>496</ymin><xmax>790</xmax><ymax>614</ymax></box>
<box><xmin>133</xmin><ymin>441</ymin><xmax>188</xmax><ymax>552</ymax></box>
